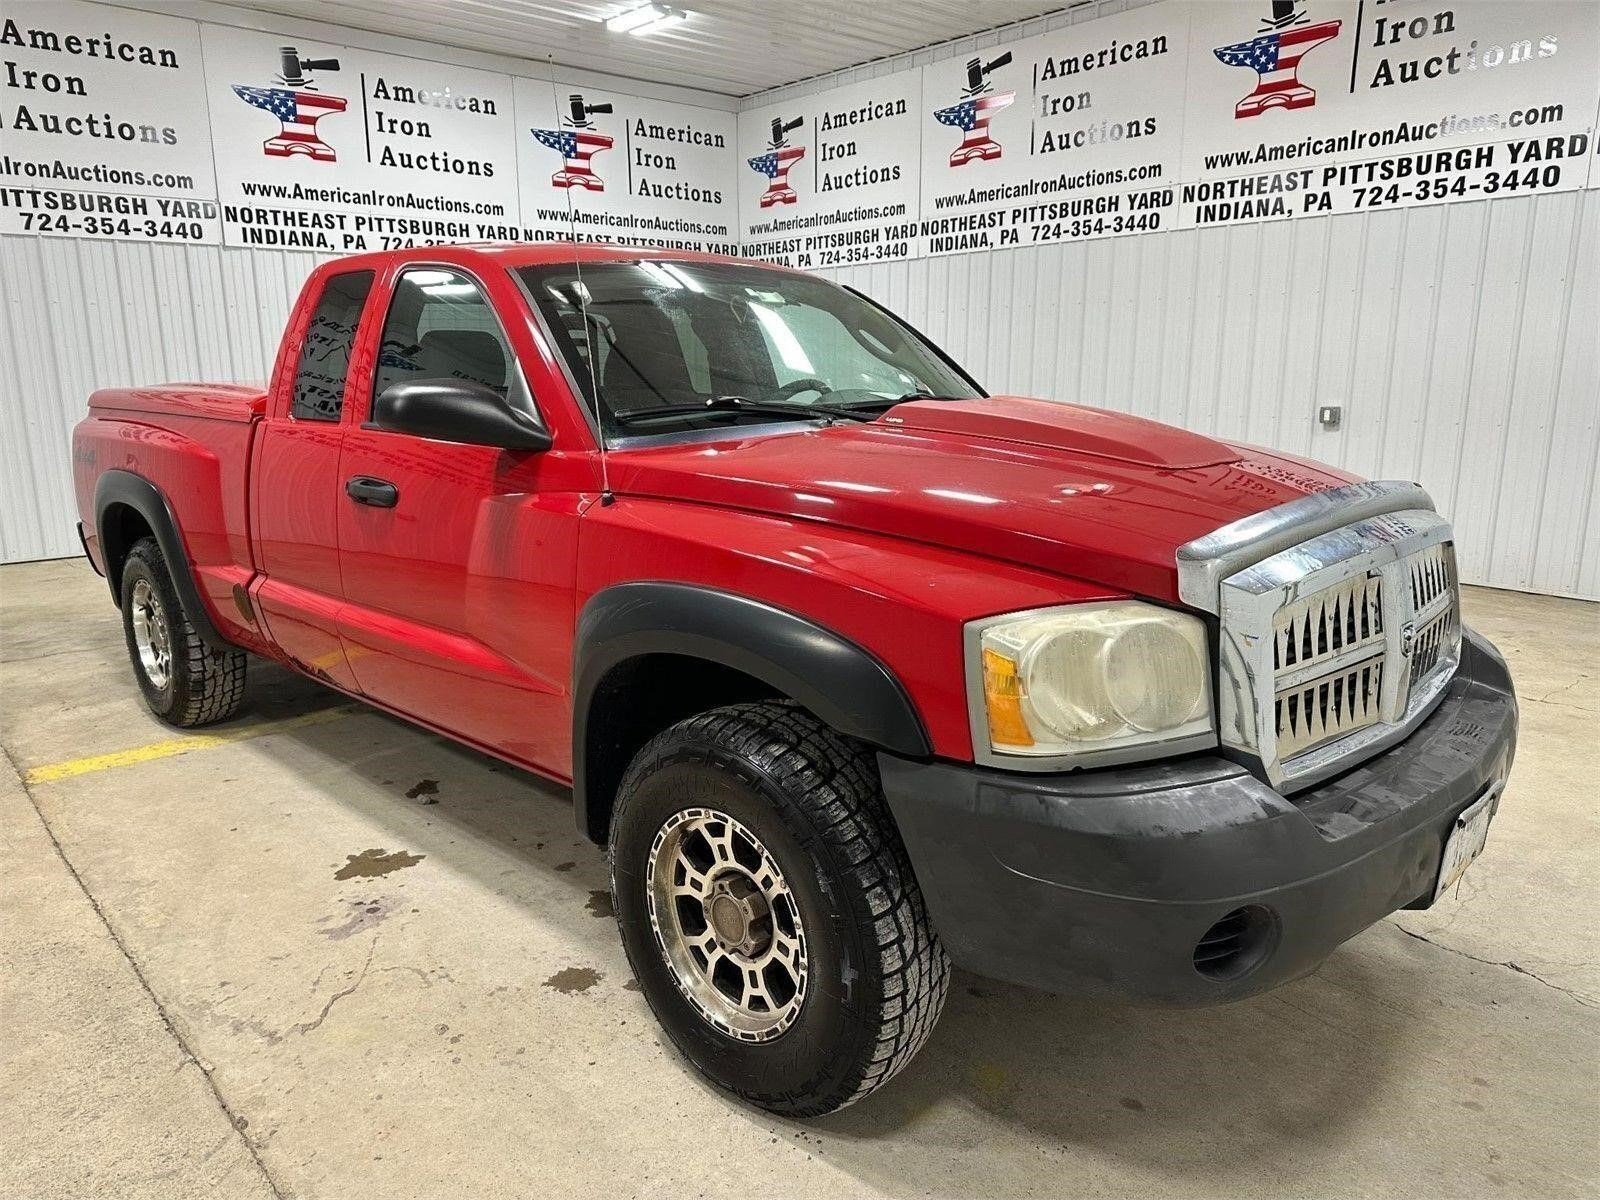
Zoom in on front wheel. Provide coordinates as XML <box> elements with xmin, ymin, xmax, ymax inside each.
<box><xmin>609</xmin><ymin>702</ymin><xmax>950</xmax><ymax>1117</ymax></box>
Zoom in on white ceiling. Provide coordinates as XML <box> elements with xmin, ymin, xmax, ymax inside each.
<box><xmin>222</xmin><ymin>0</ymin><xmax>1071</xmax><ymax>97</ymax></box>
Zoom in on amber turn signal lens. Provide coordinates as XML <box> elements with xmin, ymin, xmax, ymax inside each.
<box><xmin>981</xmin><ymin>648</ymin><xmax>1035</xmax><ymax>747</ymax></box>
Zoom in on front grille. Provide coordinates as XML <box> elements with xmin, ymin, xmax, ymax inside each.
<box><xmin>1407</xmin><ymin>543</ymin><xmax>1458</xmax><ymax>682</ymax></box>
<box><xmin>1272</xmin><ymin>574</ymin><xmax>1384</xmax><ymax>672</ymax></box>
<box><xmin>1411</xmin><ymin>609</ymin><xmax>1454</xmax><ymax>679</ymax></box>
<box><xmin>1410</xmin><ymin>542</ymin><xmax>1453</xmax><ymax>610</ymax></box>
<box><xmin>1276</xmin><ymin>658</ymin><xmax>1386</xmax><ymax>758</ymax></box>
<box><xmin>1207</xmin><ymin>502</ymin><xmax>1462</xmax><ymax>790</ymax></box>
<box><xmin>1271</xmin><ymin>573</ymin><xmax>1387</xmax><ymax>757</ymax></box>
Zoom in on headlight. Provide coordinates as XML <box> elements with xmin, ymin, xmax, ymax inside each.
<box><xmin>967</xmin><ymin>601</ymin><xmax>1215</xmax><ymax>768</ymax></box>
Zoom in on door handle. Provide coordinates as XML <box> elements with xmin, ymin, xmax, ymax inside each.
<box><xmin>345</xmin><ymin>476</ymin><xmax>399</xmax><ymax>508</ymax></box>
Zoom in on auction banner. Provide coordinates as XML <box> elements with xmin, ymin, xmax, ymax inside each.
<box><xmin>516</xmin><ymin>77</ymin><xmax>738</xmax><ymax>253</ymax></box>
<box><xmin>1177</xmin><ymin>0</ymin><xmax>1600</xmax><ymax>229</ymax></box>
<box><xmin>737</xmin><ymin>72</ymin><xmax>924</xmax><ymax>269</ymax></box>
<box><xmin>914</xmin><ymin>2</ymin><xmax>1191</xmax><ymax>257</ymax></box>
<box><xmin>5</xmin><ymin>0</ymin><xmax>1599</xmax><ymax>257</ymax></box>
<box><xmin>202</xmin><ymin>25</ymin><xmax>522</xmax><ymax>251</ymax></box>
<box><xmin>0</xmin><ymin>0</ymin><xmax>220</xmax><ymax>243</ymax></box>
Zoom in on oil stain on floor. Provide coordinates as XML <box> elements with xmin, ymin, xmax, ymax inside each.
<box><xmin>543</xmin><ymin>966</ymin><xmax>602</xmax><ymax>994</ymax></box>
<box><xmin>585</xmin><ymin>890</ymin><xmax>614</xmax><ymax>918</ymax></box>
<box><xmin>334</xmin><ymin>848</ymin><xmax>425</xmax><ymax>880</ymax></box>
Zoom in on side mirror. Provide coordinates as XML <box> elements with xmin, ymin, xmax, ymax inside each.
<box><xmin>370</xmin><ymin>379</ymin><xmax>552</xmax><ymax>451</ymax></box>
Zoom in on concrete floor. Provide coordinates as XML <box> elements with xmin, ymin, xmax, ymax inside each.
<box><xmin>1</xmin><ymin>558</ymin><xmax>1596</xmax><ymax>1200</ymax></box>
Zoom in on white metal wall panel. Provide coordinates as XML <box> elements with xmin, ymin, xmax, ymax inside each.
<box><xmin>0</xmin><ymin>236</ymin><xmax>327</xmax><ymax>564</ymax></box>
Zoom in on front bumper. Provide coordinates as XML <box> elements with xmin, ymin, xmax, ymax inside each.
<box><xmin>878</xmin><ymin>629</ymin><xmax>1518</xmax><ymax>1006</ymax></box>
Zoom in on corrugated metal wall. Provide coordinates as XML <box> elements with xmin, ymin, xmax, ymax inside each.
<box><xmin>3</xmin><ymin>0</ymin><xmax>1598</xmax><ymax>599</ymax></box>
<box><xmin>1</xmin><ymin>237</ymin><xmax>331</xmax><ymax>564</ymax></box>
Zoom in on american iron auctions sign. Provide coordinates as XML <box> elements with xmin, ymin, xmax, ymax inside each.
<box><xmin>202</xmin><ymin>25</ymin><xmax>521</xmax><ymax>250</ymax></box>
<box><xmin>912</xmin><ymin>2</ymin><xmax>1187</xmax><ymax>258</ymax></box>
<box><xmin>738</xmin><ymin>79</ymin><xmax>923</xmax><ymax>268</ymax></box>
<box><xmin>0</xmin><ymin>0</ymin><xmax>219</xmax><ymax>242</ymax></box>
<box><xmin>1177</xmin><ymin>0</ymin><xmax>1600</xmax><ymax>228</ymax></box>
<box><xmin>516</xmin><ymin>77</ymin><xmax>738</xmax><ymax>254</ymax></box>
<box><xmin>735</xmin><ymin>0</ymin><xmax>1598</xmax><ymax>261</ymax></box>
<box><xmin>3</xmin><ymin>0</ymin><xmax>1598</xmax><ymax>255</ymax></box>
<box><xmin>0</xmin><ymin>0</ymin><xmax>738</xmax><ymax>250</ymax></box>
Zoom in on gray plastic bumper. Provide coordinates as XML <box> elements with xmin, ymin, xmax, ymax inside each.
<box><xmin>878</xmin><ymin>629</ymin><xmax>1518</xmax><ymax>1006</ymax></box>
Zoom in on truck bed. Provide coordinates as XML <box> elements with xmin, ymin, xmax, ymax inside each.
<box><xmin>88</xmin><ymin>383</ymin><xmax>267</xmax><ymax>424</ymax></box>
<box><xmin>75</xmin><ymin>382</ymin><xmax>268</xmax><ymax>654</ymax></box>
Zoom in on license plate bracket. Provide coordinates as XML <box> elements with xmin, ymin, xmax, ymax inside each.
<box><xmin>1433</xmin><ymin>781</ymin><xmax>1502</xmax><ymax>901</ymax></box>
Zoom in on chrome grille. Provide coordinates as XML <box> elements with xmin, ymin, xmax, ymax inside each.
<box><xmin>1179</xmin><ymin>483</ymin><xmax>1464</xmax><ymax>792</ymax></box>
<box><xmin>1411</xmin><ymin>608</ymin><xmax>1454</xmax><ymax>679</ymax></box>
<box><xmin>1406</xmin><ymin>542</ymin><xmax>1458</xmax><ymax>684</ymax></box>
<box><xmin>1410</xmin><ymin>542</ymin><xmax>1454</xmax><ymax>611</ymax></box>
<box><xmin>1276</xmin><ymin>658</ymin><xmax>1386</xmax><ymax>758</ymax></box>
<box><xmin>1271</xmin><ymin>574</ymin><xmax>1387</xmax><ymax>755</ymax></box>
<box><xmin>1272</xmin><ymin>574</ymin><xmax>1384</xmax><ymax>672</ymax></box>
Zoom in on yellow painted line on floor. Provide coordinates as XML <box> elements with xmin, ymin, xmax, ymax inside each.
<box><xmin>21</xmin><ymin>705</ymin><xmax>360</xmax><ymax>785</ymax></box>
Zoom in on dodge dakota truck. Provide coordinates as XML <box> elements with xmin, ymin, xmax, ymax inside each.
<box><xmin>72</xmin><ymin>243</ymin><xmax>1517</xmax><ymax>1116</ymax></box>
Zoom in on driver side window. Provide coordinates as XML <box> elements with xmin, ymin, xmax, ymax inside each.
<box><xmin>372</xmin><ymin>268</ymin><xmax>532</xmax><ymax>414</ymax></box>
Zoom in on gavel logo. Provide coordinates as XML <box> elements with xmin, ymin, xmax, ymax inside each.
<box><xmin>278</xmin><ymin>46</ymin><xmax>341</xmax><ymax>87</ymax></box>
<box><xmin>529</xmin><ymin>96</ymin><xmax>617</xmax><ymax>191</ymax></box>
<box><xmin>768</xmin><ymin>115</ymin><xmax>803</xmax><ymax>149</ymax></box>
<box><xmin>568</xmin><ymin>94</ymin><xmax>614</xmax><ymax>128</ymax></box>
<box><xmin>963</xmin><ymin>51</ymin><xmax>1011</xmax><ymax>96</ymax></box>
<box><xmin>933</xmin><ymin>53</ymin><xmax>1015</xmax><ymax>166</ymax></box>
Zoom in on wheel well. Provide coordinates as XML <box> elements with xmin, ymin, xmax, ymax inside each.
<box><xmin>99</xmin><ymin>502</ymin><xmax>154</xmax><ymax>600</ymax></box>
<box><xmin>581</xmin><ymin>654</ymin><xmax>782</xmax><ymax>844</ymax></box>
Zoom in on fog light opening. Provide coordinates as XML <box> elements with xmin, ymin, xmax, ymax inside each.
<box><xmin>1193</xmin><ymin>905</ymin><xmax>1276</xmax><ymax>981</ymax></box>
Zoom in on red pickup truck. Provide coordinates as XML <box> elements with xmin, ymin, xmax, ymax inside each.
<box><xmin>72</xmin><ymin>243</ymin><xmax>1516</xmax><ymax>1116</ymax></box>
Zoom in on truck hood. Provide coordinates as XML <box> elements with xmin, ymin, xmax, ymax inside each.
<box><xmin>608</xmin><ymin>396</ymin><xmax>1359</xmax><ymax>602</ymax></box>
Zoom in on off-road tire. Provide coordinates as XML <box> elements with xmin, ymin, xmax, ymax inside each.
<box><xmin>610</xmin><ymin>701</ymin><xmax>950</xmax><ymax>1117</ymax></box>
<box><xmin>119</xmin><ymin>536</ymin><xmax>246</xmax><ymax>727</ymax></box>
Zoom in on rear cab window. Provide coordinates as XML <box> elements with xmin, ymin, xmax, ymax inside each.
<box><xmin>291</xmin><ymin>270</ymin><xmax>374</xmax><ymax>421</ymax></box>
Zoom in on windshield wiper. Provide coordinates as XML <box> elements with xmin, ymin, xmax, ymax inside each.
<box><xmin>888</xmin><ymin>391</ymin><xmax>971</xmax><ymax>404</ymax></box>
<box><xmin>612</xmin><ymin>394</ymin><xmax>875</xmax><ymax>427</ymax></box>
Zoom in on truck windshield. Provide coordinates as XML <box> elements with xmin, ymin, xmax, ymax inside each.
<box><xmin>516</xmin><ymin>260</ymin><xmax>981</xmax><ymax>439</ymax></box>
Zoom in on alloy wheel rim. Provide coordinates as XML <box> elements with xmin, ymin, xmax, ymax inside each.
<box><xmin>645</xmin><ymin>807</ymin><xmax>809</xmax><ymax>1042</ymax></box>
<box><xmin>130</xmin><ymin>578</ymin><xmax>172</xmax><ymax>691</ymax></box>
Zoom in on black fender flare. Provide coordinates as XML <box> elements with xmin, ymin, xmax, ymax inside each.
<box><xmin>572</xmin><ymin>582</ymin><xmax>931</xmax><ymax>841</ymax></box>
<box><xmin>95</xmin><ymin>470</ymin><xmax>231</xmax><ymax>653</ymax></box>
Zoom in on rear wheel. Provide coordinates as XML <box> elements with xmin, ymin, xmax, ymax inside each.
<box><xmin>119</xmin><ymin>537</ymin><xmax>246</xmax><ymax>727</ymax></box>
<box><xmin>610</xmin><ymin>701</ymin><xmax>949</xmax><ymax>1116</ymax></box>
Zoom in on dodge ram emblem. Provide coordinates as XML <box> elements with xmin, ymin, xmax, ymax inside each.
<box><xmin>1400</xmin><ymin>621</ymin><xmax>1417</xmax><ymax>657</ymax></box>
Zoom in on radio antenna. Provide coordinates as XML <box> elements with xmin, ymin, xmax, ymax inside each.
<box><xmin>548</xmin><ymin>58</ymin><xmax>613</xmax><ymax>506</ymax></box>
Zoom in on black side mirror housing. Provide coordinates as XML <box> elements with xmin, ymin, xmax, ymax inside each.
<box><xmin>370</xmin><ymin>379</ymin><xmax>553</xmax><ymax>451</ymax></box>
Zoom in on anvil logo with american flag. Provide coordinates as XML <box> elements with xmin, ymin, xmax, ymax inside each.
<box><xmin>1214</xmin><ymin>2</ymin><xmax>1342</xmax><ymax>120</ymax></box>
<box><xmin>933</xmin><ymin>52</ymin><xmax>1014</xmax><ymax>168</ymax></box>
<box><xmin>233</xmin><ymin>46</ymin><xmax>346</xmax><ymax>162</ymax></box>
<box><xmin>530</xmin><ymin>94</ymin><xmax>616</xmax><ymax>191</ymax></box>
<box><xmin>748</xmin><ymin>115</ymin><xmax>805</xmax><ymax>208</ymax></box>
